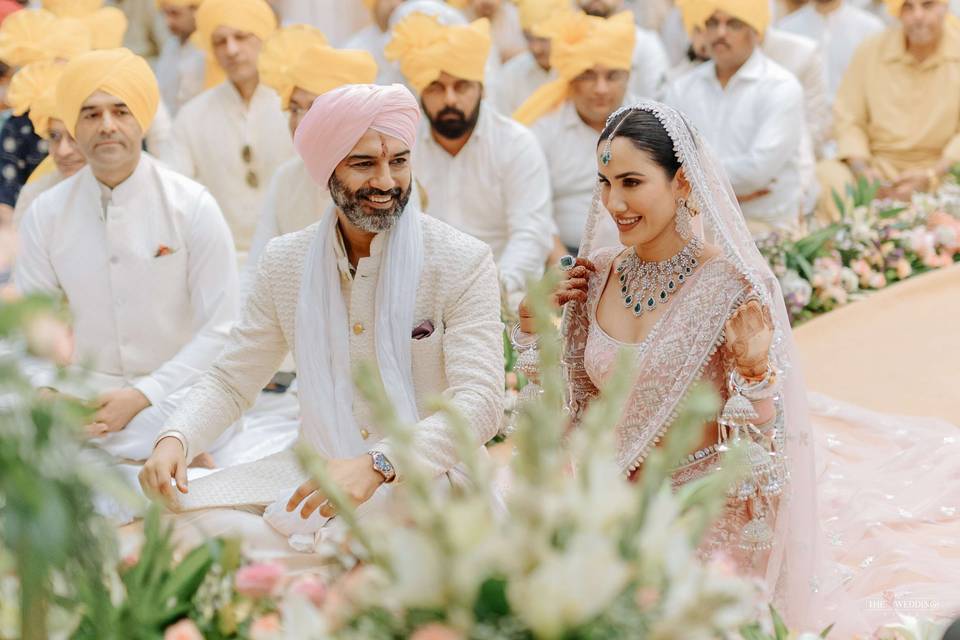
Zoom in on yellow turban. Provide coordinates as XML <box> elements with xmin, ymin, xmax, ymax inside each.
<box><xmin>156</xmin><ymin>0</ymin><xmax>204</xmax><ymax>7</ymax></box>
<box><xmin>362</xmin><ymin>0</ymin><xmax>376</xmax><ymax>8</ymax></box>
<box><xmin>677</xmin><ymin>0</ymin><xmax>713</xmax><ymax>35</ymax></box>
<box><xmin>514</xmin><ymin>11</ymin><xmax>635</xmax><ymax>125</ymax></box>
<box><xmin>513</xmin><ymin>0</ymin><xmax>574</xmax><ymax>31</ymax></box>
<box><xmin>193</xmin><ymin>0</ymin><xmax>277</xmax><ymax>88</ymax></box>
<box><xmin>699</xmin><ymin>0</ymin><xmax>770</xmax><ymax>34</ymax></box>
<box><xmin>7</xmin><ymin>60</ymin><xmax>66</xmax><ymax>137</ymax></box>
<box><xmin>885</xmin><ymin>0</ymin><xmax>948</xmax><ymax>14</ymax></box>
<box><xmin>56</xmin><ymin>48</ymin><xmax>159</xmax><ymax>137</ymax></box>
<box><xmin>385</xmin><ymin>13</ymin><xmax>491</xmax><ymax>93</ymax></box>
<box><xmin>259</xmin><ymin>25</ymin><xmax>378</xmax><ymax>108</ymax></box>
<box><xmin>0</xmin><ymin>9</ymin><xmax>92</xmax><ymax>67</ymax></box>
<box><xmin>42</xmin><ymin>0</ymin><xmax>128</xmax><ymax>49</ymax></box>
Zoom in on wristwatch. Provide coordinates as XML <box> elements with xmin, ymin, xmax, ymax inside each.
<box><xmin>368</xmin><ymin>450</ymin><xmax>396</xmax><ymax>483</ymax></box>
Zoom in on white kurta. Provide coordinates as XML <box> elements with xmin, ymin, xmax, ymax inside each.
<box><xmin>664</xmin><ymin>49</ymin><xmax>805</xmax><ymax>235</ymax></box>
<box><xmin>170</xmin><ymin>82</ymin><xmax>295</xmax><ymax>261</ymax></box>
<box><xmin>415</xmin><ymin>104</ymin><xmax>553</xmax><ymax>306</ymax></box>
<box><xmin>15</xmin><ymin>154</ymin><xmax>239</xmax><ymax>459</ymax></box>
<box><xmin>776</xmin><ymin>2</ymin><xmax>885</xmax><ymax>100</ymax></box>
<box><xmin>494</xmin><ymin>51</ymin><xmax>555</xmax><ymax>116</ymax></box>
<box><xmin>531</xmin><ymin>98</ymin><xmax>632</xmax><ymax>251</ymax></box>
<box><xmin>14</xmin><ymin>168</ymin><xmax>66</xmax><ymax>227</ymax></box>
<box><xmin>243</xmin><ymin>156</ymin><xmax>331</xmax><ymax>296</ymax></box>
<box><xmin>631</xmin><ymin>25</ymin><xmax>671</xmax><ymax>100</ymax></box>
<box><xmin>155</xmin><ymin>36</ymin><xmax>206</xmax><ymax>116</ymax></box>
<box><xmin>344</xmin><ymin>24</ymin><xmax>393</xmax><ymax>85</ymax></box>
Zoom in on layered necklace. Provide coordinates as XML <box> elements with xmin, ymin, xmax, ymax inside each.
<box><xmin>616</xmin><ymin>236</ymin><xmax>704</xmax><ymax>317</ymax></box>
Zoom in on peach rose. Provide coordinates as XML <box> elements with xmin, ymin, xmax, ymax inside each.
<box><xmin>235</xmin><ymin>562</ymin><xmax>284</xmax><ymax>599</ymax></box>
<box><xmin>250</xmin><ymin>613</ymin><xmax>282</xmax><ymax>640</ymax></box>
<box><xmin>163</xmin><ymin>619</ymin><xmax>203</xmax><ymax>640</ymax></box>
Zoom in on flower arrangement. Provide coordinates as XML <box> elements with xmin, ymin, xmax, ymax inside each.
<box><xmin>759</xmin><ymin>177</ymin><xmax>960</xmax><ymax>324</ymax></box>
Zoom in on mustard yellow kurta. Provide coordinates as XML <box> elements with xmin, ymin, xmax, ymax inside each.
<box><xmin>834</xmin><ymin>22</ymin><xmax>960</xmax><ymax>175</ymax></box>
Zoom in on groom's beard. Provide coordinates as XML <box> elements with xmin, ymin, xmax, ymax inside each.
<box><xmin>329</xmin><ymin>175</ymin><xmax>412</xmax><ymax>233</ymax></box>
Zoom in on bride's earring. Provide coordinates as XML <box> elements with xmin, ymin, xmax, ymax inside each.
<box><xmin>675</xmin><ymin>198</ymin><xmax>693</xmax><ymax>240</ymax></box>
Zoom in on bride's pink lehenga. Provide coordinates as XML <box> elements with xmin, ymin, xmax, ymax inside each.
<box><xmin>555</xmin><ymin>101</ymin><xmax>960</xmax><ymax>636</ymax></box>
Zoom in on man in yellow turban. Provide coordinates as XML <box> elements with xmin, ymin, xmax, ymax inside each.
<box><xmin>41</xmin><ymin>0</ymin><xmax>128</xmax><ymax>50</ymax></box>
<box><xmin>155</xmin><ymin>0</ymin><xmax>207</xmax><ymax>115</ymax></box>
<box><xmin>170</xmin><ymin>0</ymin><xmax>295</xmax><ymax>264</ymax></box>
<box><xmin>16</xmin><ymin>48</ymin><xmax>243</xmax><ymax>476</ymax></box>
<box><xmin>818</xmin><ymin>0</ymin><xmax>960</xmax><ymax>213</ymax></box>
<box><xmin>519</xmin><ymin>11</ymin><xmax>635</xmax><ymax>254</ymax></box>
<box><xmin>248</xmin><ymin>25</ymin><xmax>379</xmax><ymax>285</ymax></box>
<box><xmin>494</xmin><ymin>0</ymin><xmax>571</xmax><ymax>115</ymax></box>
<box><xmin>0</xmin><ymin>10</ymin><xmax>93</xmax><ymax>219</ymax></box>
<box><xmin>573</xmin><ymin>0</ymin><xmax>670</xmax><ymax>101</ymax></box>
<box><xmin>387</xmin><ymin>11</ymin><xmax>554</xmax><ymax>308</ymax></box>
<box><xmin>664</xmin><ymin>0</ymin><xmax>806</xmax><ymax>237</ymax></box>
<box><xmin>345</xmin><ymin>0</ymin><xmax>410</xmax><ymax>84</ymax></box>
<box><xmin>7</xmin><ymin>61</ymin><xmax>86</xmax><ymax>223</ymax></box>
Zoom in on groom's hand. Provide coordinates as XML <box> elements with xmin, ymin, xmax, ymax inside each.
<box><xmin>286</xmin><ymin>455</ymin><xmax>384</xmax><ymax>520</ymax></box>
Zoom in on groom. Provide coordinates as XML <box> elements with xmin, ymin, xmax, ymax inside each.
<box><xmin>139</xmin><ymin>83</ymin><xmax>505</xmax><ymax>555</ymax></box>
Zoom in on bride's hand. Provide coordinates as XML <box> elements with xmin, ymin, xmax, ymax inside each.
<box><xmin>724</xmin><ymin>298</ymin><xmax>774</xmax><ymax>378</ymax></box>
<box><xmin>518</xmin><ymin>258</ymin><xmax>596</xmax><ymax>332</ymax></box>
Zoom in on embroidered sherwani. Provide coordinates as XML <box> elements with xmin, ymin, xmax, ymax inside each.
<box><xmin>159</xmin><ymin>214</ymin><xmax>505</xmax><ymax>519</ymax></box>
<box><xmin>15</xmin><ymin>154</ymin><xmax>239</xmax><ymax>461</ymax></box>
<box><xmin>170</xmin><ymin>82</ymin><xmax>295</xmax><ymax>261</ymax></box>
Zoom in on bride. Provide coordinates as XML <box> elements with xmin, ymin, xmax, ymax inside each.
<box><xmin>515</xmin><ymin>101</ymin><xmax>960</xmax><ymax>635</ymax></box>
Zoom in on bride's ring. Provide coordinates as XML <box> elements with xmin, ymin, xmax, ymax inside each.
<box><xmin>559</xmin><ymin>255</ymin><xmax>575</xmax><ymax>272</ymax></box>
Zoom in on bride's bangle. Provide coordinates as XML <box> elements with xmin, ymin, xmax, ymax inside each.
<box><xmin>510</xmin><ymin>321</ymin><xmax>539</xmax><ymax>353</ymax></box>
<box><xmin>730</xmin><ymin>366</ymin><xmax>779</xmax><ymax>401</ymax></box>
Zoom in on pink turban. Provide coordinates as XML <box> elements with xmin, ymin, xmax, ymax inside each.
<box><xmin>294</xmin><ymin>83</ymin><xmax>421</xmax><ymax>189</ymax></box>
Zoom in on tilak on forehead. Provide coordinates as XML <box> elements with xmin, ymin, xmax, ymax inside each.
<box><xmin>293</xmin><ymin>83</ymin><xmax>421</xmax><ymax>190</ymax></box>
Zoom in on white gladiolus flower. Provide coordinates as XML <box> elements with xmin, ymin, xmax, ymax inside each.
<box><xmin>508</xmin><ymin>533</ymin><xmax>630</xmax><ymax>639</ymax></box>
<box><xmin>386</xmin><ymin>529</ymin><xmax>446</xmax><ymax>609</ymax></box>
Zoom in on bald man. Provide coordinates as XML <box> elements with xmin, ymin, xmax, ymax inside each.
<box><xmin>15</xmin><ymin>48</ymin><xmax>240</xmax><ymax>465</ymax></box>
<box><xmin>141</xmin><ymin>83</ymin><xmax>503</xmax><ymax>562</ymax></box>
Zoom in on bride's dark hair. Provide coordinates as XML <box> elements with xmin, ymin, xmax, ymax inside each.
<box><xmin>598</xmin><ymin>109</ymin><xmax>682</xmax><ymax>180</ymax></box>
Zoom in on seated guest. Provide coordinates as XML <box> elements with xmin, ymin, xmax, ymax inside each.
<box><xmin>494</xmin><ymin>0</ymin><xmax>571</xmax><ymax>115</ymax></box>
<box><xmin>15</xmin><ymin>48</ymin><xmax>240</xmax><ymax>464</ymax></box>
<box><xmin>139</xmin><ymin>84</ymin><xmax>504</xmax><ymax>563</ymax></box>
<box><xmin>777</xmin><ymin>0</ymin><xmax>885</xmax><ymax>101</ymax></box>
<box><xmin>576</xmin><ymin>0</ymin><xmax>671</xmax><ymax>99</ymax></box>
<box><xmin>170</xmin><ymin>0</ymin><xmax>295</xmax><ymax>264</ymax></box>
<box><xmin>819</xmin><ymin>0</ymin><xmax>960</xmax><ymax>210</ymax></box>
<box><xmin>8</xmin><ymin>60</ymin><xmax>86</xmax><ymax>222</ymax></box>
<box><xmin>155</xmin><ymin>0</ymin><xmax>207</xmax><ymax>116</ymax></box>
<box><xmin>387</xmin><ymin>12</ymin><xmax>553</xmax><ymax>308</ymax></box>
<box><xmin>516</xmin><ymin>10</ymin><xmax>637</xmax><ymax>253</ymax></box>
<box><xmin>246</xmin><ymin>25</ymin><xmax>378</xmax><ymax>286</ymax></box>
<box><xmin>665</xmin><ymin>0</ymin><xmax>806</xmax><ymax>236</ymax></box>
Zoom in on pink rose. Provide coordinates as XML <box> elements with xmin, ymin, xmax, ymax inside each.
<box><xmin>289</xmin><ymin>576</ymin><xmax>327</xmax><ymax>608</ymax></box>
<box><xmin>164</xmin><ymin>619</ymin><xmax>203</xmax><ymax>640</ymax></box>
<box><xmin>850</xmin><ymin>259</ymin><xmax>871</xmax><ymax>277</ymax></box>
<box><xmin>895</xmin><ymin>258</ymin><xmax>913</xmax><ymax>280</ymax></box>
<box><xmin>250</xmin><ymin>613</ymin><xmax>282</xmax><ymax>640</ymax></box>
<box><xmin>235</xmin><ymin>562</ymin><xmax>284</xmax><ymax>599</ymax></box>
<box><xmin>410</xmin><ymin>623</ymin><xmax>464</xmax><ymax>640</ymax></box>
<box><xmin>868</xmin><ymin>272</ymin><xmax>887</xmax><ymax>289</ymax></box>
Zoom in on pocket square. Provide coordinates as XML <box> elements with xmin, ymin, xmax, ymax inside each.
<box><xmin>412</xmin><ymin>319</ymin><xmax>435</xmax><ymax>340</ymax></box>
<box><xmin>154</xmin><ymin>244</ymin><xmax>177</xmax><ymax>257</ymax></box>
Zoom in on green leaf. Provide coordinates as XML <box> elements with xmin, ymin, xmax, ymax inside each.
<box><xmin>820</xmin><ymin>622</ymin><xmax>835</xmax><ymax>638</ymax></box>
<box><xmin>474</xmin><ymin>576</ymin><xmax>511</xmax><ymax>623</ymax></box>
<box><xmin>769</xmin><ymin>605</ymin><xmax>789</xmax><ymax>639</ymax></box>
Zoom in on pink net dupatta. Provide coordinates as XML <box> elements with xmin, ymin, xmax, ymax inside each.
<box><xmin>561</xmin><ymin>100</ymin><xmax>824</xmax><ymax>628</ymax></box>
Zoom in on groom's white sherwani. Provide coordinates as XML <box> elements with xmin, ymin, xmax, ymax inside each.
<box><xmin>161</xmin><ymin>213</ymin><xmax>505</xmax><ymax>512</ymax></box>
